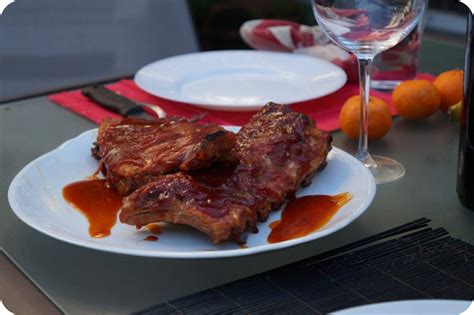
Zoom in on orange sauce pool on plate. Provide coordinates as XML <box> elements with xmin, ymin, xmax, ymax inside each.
<box><xmin>268</xmin><ymin>193</ymin><xmax>352</xmax><ymax>243</ymax></box>
<box><xmin>62</xmin><ymin>179</ymin><xmax>123</xmax><ymax>238</ymax></box>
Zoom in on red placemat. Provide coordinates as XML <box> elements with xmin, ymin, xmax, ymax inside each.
<box><xmin>48</xmin><ymin>74</ymin><xmax>433</xmax><ymax>131</ymax></box>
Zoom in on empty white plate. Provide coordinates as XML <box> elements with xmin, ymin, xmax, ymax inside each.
<box><xmin>134</xmin><ymin>50</ymin><xmax>347</xmax><ymax>111</ymax></box>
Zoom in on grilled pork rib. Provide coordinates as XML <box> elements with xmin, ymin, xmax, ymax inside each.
<box><xmin>94</xmin><ymin>117</ymin><xmax>236</xmax><ymax>195</ymax></box>
<box><xmin>120</xmin><ymin>103</ymin><xmax>332</xmax><ymax>243</ymax></box>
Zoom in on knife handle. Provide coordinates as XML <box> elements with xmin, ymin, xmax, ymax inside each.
<box><xmin>82</xmin><ymin>86</ymin><xmax>143</xmax><ymax>116</ymax></box>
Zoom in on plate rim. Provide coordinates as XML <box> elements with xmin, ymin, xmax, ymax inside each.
<box><xmin>333</xmin><ymin>299</ymin><xmax>472</xmax><ymax>314</ymax></box>
<box><xmin>8</xmin><ymin>128</ymin><xmax>376</xmax><ymax>259</ymax></box>
<box><xmin>134</xmin><ymin>50</ymin><xmax>348</xmax><ymax>111</ymax></box>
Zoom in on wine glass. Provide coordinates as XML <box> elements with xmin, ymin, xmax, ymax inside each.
<box><xmin>312</xmin><ymin>0</ymin><xmax>426</xmax><ymax>184</ymax></box>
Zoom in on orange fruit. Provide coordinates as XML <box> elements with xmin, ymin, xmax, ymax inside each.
<box><xmin>339</xmin><ymin>95</ymin><xmax>392</xmax><ymax>140</ymax></box>
<box><xmin>433</xmin><ymin>69</ymin><xmax>464</xmax><ymax>112</ymax></box>
<box><xmin>392</xmin><ymin>79</ymin><xmax>440</xmax><ymax>120</ymax></box>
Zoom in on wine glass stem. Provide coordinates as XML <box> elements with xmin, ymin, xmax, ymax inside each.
<box><xmin>356</xmin><ymin>57</ymin><xmax>376</xmax><ymax>168</ymax></box>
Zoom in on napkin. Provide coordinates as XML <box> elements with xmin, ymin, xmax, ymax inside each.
<box><xmin>48</xmin><ymin>74</ymin><xmax>433</xmax><ymax>132</ymax></box>
<box><xmin>49</xmin><ymin>79</ymin><xmax>378</xmax><ymax>130</ymax></box>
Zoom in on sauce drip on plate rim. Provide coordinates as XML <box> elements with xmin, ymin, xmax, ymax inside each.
<box><xmin>268</xmin><ymin>192</ymin><xmax>352</xmax><ymax>244</ymax></box>
<box><xmin>144</xmin><ymin>235</ymin><xmax>159</xmax><ymax>242</ymax></box>
<box><xmin>143</xmin><ymin>223</ymin><xmax>162</xmax><ymax>241</ymax></box>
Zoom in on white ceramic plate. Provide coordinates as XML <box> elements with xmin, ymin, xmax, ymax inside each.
<box><xmin>334</xmin><ymin>300</ymin><xmax>472</xmax><ymax>315</ymax></box>
<box><xmin>134</xmin><ymin>50</ymin><xmax>347</xmax><ymax>111</ymax></box>
<box><xmin>8</xmin><ymin>127</ymin><xmax>375</xmax><ymax>259</ymax></box>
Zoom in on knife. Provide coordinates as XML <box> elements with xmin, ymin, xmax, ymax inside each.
<box><xmin>81</xmin><ymin>85</ymin><xmax>166</xmax><ymax>119</ymax></box>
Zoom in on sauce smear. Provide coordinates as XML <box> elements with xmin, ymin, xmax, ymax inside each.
<box><xmin>63</xmin><ymin>179</ymin><xmax>123</xmax><ymax>238</ymax></box>
<box><xmin>268</xmin><ymin>193</ymin><xmax>352</xmax><ymax>243</ymax></box>
<box><xmin>144</xmin><ymin>235</ymin><xmax>158</xmax><ymax>241</ymax></box>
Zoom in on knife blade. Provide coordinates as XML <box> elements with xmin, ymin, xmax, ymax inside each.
<box><xmin>81</xmin><ymin>85</ymin><xmax>165</xmax><ymax>119</ymax></box>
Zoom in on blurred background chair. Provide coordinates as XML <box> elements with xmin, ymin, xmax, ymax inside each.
<box><xmin>0</xmin><ymin>0</ymin><xmax>467</xmax><ymax>103</ymax></box>
<box><xmin>0</xmin><ymin>0</ymin><xmax>198</xmax><ymax>102</ymax></box>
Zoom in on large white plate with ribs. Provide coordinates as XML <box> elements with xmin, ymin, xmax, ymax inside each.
<box><xmin>8</xmin><ymin>127</ymin><xmax>375</xmax><ymax>259</ymax></box>
<box><xmin>134</xmin><ymin>50</ymin><xmax>347</xmax><ymax>111</ymax></box>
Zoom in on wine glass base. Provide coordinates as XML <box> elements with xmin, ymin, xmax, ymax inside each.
<box><xmin>367</xmin><ymin>155</ymin><xmax>405</xmax><ymax>184</ymax></box>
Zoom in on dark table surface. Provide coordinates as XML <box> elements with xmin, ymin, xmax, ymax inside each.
<box><xmin>0</xmin><ymin>36</ymin><xmax>473</xmax><ymax>314</ymax></box>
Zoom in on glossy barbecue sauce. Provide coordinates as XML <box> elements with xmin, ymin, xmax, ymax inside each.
<box><xmin>144</xmin><ymin>235</ymin><xmax>159</xmax><ymax>242</ymax></box>
<box><xmin>143</xmin><ymin>224</ymin><xmax>161</xmax><ymax>241</ymax></box>
<box><xmin>268</xmin><ymin>193</ymin><xmax>352</xmax><ymax>243</ymax></box>
<box><xmin>62</xmin><ymin>179</ymin><xmax>123</xmax><ymax>238</ymax></box>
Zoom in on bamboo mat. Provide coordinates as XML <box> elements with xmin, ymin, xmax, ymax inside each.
<box><xmin>137</xmin><ymin>218</ymin><xmax>474</xmax><ymax>314</ymax></box>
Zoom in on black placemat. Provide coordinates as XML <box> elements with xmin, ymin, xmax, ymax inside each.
<box><xmin>137</xmin><ymin>218</ymin><xmax>474</xmax><ymax>314</ymax></box>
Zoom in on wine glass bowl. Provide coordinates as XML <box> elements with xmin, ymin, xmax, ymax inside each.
<box><xmin>312</xmin><ymin>0</ymin><xmax>426</xmax><ymax>184</ymax></box>
<box><xmin>313</xmin><ymin>1</ymin><xmax>424</xmax><ymax>58</ymax></box>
